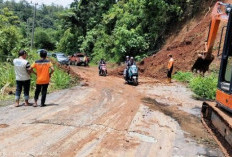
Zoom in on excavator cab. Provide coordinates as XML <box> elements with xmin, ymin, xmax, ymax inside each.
<box><xmin>216</xmin><ymin>9</ymin><xmax>232</xmax><ymax>113</ymax></box>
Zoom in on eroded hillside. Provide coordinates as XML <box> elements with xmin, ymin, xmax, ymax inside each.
<box><xmin>139</xmin><ymin>0</ymin><xmax>232</xmax><ymax>79</ymax></box>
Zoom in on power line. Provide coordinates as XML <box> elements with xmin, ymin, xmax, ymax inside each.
<box><xmin>28</xmin><ymin>0</ymin><xmax>71</xmax><ymax>7</ymax></box>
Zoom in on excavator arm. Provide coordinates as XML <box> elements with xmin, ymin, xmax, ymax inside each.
<box><xmin>192</xmin><ymin>2</ymin><xmax>232</xmax><ymax>74</ymax></box>
<box><xmin>200</xmin><ymin>1</ymin><xmax>230</xmax><ymax>60</ymax></box>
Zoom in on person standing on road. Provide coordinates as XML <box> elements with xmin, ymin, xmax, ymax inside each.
<box><xmin>31</xmin><ymin>50</ymin><xmax>54</xmax><ymax>107</ymax></box>
<box><xmin>167</xmin><ymin>54</ymin><xmax>174</xmax><ymax>83</ymax></box>
<box><xmin>13</xmin><ymin>50</ymin><xmax>31</xmax><ymax>107</ymax></box>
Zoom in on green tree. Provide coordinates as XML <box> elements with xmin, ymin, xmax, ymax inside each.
<box><xmin>0</xmin><ymin>8</ymin><xmax>21</xmax><ymax>56</ymax></box>
<box><xmin>58</xmin><ymin>0</ymin><xmax>116</xmax><ymax>54</ymax></box>
<box><xmin>34</xmin><ymin>28</ymin><xmax>55</xmax><ymax>50</ymax></box>
<box><xmin>57</xmin><ymin>28</ymin><xmax>81</xmax><ymax>54</ymax></box>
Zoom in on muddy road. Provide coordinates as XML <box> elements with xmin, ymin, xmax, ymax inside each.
<box><xmin>0</xmin><ymin>66</ymin><xmax>223</xmax><ymax>157</ymax></box>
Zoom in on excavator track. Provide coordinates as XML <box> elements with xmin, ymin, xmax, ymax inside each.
<box><xmin>201</xmin><ymin>102</ymin><xmax>232</xmax><ymax>157</ymax></box>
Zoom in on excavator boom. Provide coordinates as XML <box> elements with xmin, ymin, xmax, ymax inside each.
<box><xmin>192</xmin><ymin>2</ymin><xmax>232</xmax><ymax>74</ymax></box>
<box><xmin>200</xmin><ymin>2</ymin><xmax>230</xmax><ymax>59</ymax></box>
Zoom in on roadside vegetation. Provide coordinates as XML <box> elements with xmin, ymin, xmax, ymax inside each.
<box><xmin>173</xmin><ymin>71</ymin><xmax>218</xmax><ymax>100</ymax></box>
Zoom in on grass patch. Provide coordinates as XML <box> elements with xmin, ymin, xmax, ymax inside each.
<box><xmin>173</xmin><ymin>71</ymin><xmax>218</xmax><ymax>100</ymax></box>
<box><xmin>189</xmin><ymin>74</ymin><xmax>218</xmax><ymax>100</ymax></box>
<box><xmin>173</xmin><ymin>71</ymin><xmax>193</xmax><ymax>83</ymax></box>
<box><xmin>50</xmin><ymin>66</ymin><xmax>72</xmax><ymax>90</ymax></box>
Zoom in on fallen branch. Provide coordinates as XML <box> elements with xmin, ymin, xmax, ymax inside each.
<box><xmin>0</xmin><ymin>82</ymin><xmax>10</xmax><ymax>96</ymax></box>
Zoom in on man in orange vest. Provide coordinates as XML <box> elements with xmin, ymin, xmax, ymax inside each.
<box><xmin>167</xmin><ymin>54</ymin><xmax>174</xmax><ymax>83</ymax></box>
<box><xmin>31</xmin><ymin>50</ymin><xmax>54</xmax><ymax>107</ymax></box>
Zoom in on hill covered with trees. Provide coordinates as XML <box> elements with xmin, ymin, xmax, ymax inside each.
<box><xmin>0</xmin><ymin>0</ymin><xmax>209</xmax><ymax>63</ymax></box>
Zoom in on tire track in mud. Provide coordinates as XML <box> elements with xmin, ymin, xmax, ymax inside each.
<box><xmin>52</xmin><ymin>66</ymin><xmax>153</xmax><ymax>156</ymax></box>
<box><xmin>41</xmin><ymin>90</ymin><xmax>140</xmax><ymax>156</ymax></box>
<box><xmin>142</xmin><ymin>97</ymin><xmax>218</xmax><ymax>149</ymax></box>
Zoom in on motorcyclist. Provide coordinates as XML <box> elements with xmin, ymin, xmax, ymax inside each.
<box><xmin>98</xmin><ymin>58</ymin><xmax>106</xmax><ymax>75</ymax></box>
<box><xmin>125</xmin><ymin>56</ymin><xmax>130</xmax><ymax>65</ymax></box>
<box><xmin>124</xmin><ymin>56</ymin><xmax>130</xmax><ymax>79</ymax></box>
<box><xmin>125</xmin><ymin>57</ymin><xmax>136</xmax><ymax>80</ymax></box>
<box><xmin>127</xmin><ymin>57</ymin><xmax>136</xmax><ymax>67</ymax></box>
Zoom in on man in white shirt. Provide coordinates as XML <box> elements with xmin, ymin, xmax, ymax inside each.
<box><xmin>13</xmin><ymin>50</ymin><xmax>31</xmax><ymax>107</ymax></box>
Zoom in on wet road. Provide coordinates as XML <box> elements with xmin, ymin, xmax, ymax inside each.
<box><xmin>0</xmin><ymin>66</ymin><xmax>223</xmax><ymax>157</ymax></box>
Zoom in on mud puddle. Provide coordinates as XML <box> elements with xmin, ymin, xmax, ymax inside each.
<box><xmin>143</xmin><ymin>97</ymin><xmax>218</xmax><ymax>149</ymax></box>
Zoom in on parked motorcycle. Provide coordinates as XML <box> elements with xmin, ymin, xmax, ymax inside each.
<box><xmin>99</xmin><ymin>64</ymin><xmax>107</xmax><ymax>76</ymax></box>
<box><xmin>124</xmin><ymin>65</ymin><xmax>138</xmax><ymax>85</ymax></box>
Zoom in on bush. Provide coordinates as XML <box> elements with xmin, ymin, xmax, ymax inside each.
<box><xmin>50</xmin><ymin>66</ymin><xmax>71</xmax><ymax>90</ymax></box>
<box><xmin>189</xmin><ymin>74</ymin><xmax>218</xmax><ymax>100</ymax></box>
<box><xmin>173</xmin><ymin>71</ymin><xmax>218</xmax><ymax>100</ymax></box>
<box><xmin>173</xmin><ymin>71</ymin><xmax>193</xmax><ymax>83</ymax></box>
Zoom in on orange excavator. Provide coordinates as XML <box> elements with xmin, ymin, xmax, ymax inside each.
<box><xmin>200</xmin><ymin>1</ymin><xmax>232</xmax><ymax>156</ymax></box>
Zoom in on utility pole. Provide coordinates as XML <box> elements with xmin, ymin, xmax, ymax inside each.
<box><xmin>75</xmin><ymin>0</ymin><xmax>78</xmax><ymax>9</ymax></box>
<box><xmin>31</xmin><ymin>3</ymin><xmax>38</xmax><ymax>50</ymax></box>
<box><xmin>26</xmin><ymin>19</ymin><xmax>29</xmax><ymax>39</ymax></box>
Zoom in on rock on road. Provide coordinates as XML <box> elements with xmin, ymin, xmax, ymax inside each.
<box><xmin>0</xmin><ymin>66</ymin><xmax>223</xmax><ymax>157</ymax></box>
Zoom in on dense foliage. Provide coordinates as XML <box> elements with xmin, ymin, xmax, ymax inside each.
<box><xmin>0</xmin><ymin>8</ymin><xmax>21</xmax><ymax>57</ymax></box>
<box><xmin>34</xmin><ymin>28</ymin><xmax>56</xmax><ymax>50</ymax></box>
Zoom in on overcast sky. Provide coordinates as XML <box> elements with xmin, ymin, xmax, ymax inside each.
<box><xmin>13</xmin><ymin>0</ymin><xmax>74</xmax><ymax>7</ymax></box>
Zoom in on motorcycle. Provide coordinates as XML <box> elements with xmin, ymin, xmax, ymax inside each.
<box><xmin>99</xmin><ymin>64</ymin><xmax>107</xmax><ymax>76</ymax></box>
<box><xmin>124</xmin><ymin>65</ymin><xmax>138</xmax><ymax>85</ymax></box>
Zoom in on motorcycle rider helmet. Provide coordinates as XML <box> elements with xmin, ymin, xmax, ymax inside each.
<box><xmin>130</xmin><ymin>57</ymin><xmax>134</xmax><ymax>60</ymax></box>
<box><xmin>126</xmin><ymin>56</ymin><xmax>129</xmax><ymax>58</ymax></box>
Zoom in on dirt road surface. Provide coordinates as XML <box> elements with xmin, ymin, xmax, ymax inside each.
<box><xmin>0</xmin><ymin>66</ymin><xmax>223</xmax><ymax>157</ymax></box>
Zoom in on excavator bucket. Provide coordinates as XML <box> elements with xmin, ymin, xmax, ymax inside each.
<box><xmin>201</xmin><ymin>102</ymin><xmax>232</xmax><ymax>156</ymax></box>
<box><xmin>191</xmin><ymin>55</ymin><xmax>214</xmax><ymax>75</ymax></box>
